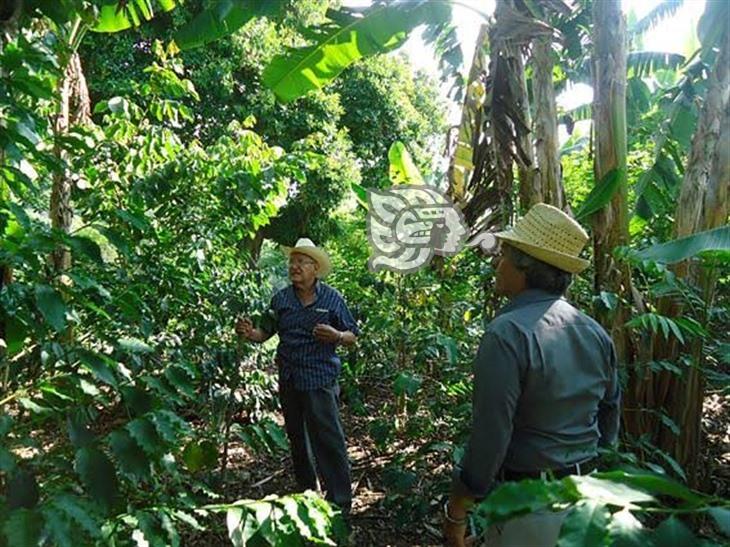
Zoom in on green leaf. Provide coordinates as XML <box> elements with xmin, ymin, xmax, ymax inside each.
<box><xmin>51</xmin><ymin>493</ymin><xmax>102</xmax><ymax>539</ymax></box>
<box><xmin>574</xmin><ymin>168</ymin><xmax>626</xmax><ymax>221</ymax></box>
<box><xmin>479</xmin><ymin>479</ymin><xmax>579</xmax><ymax>522</ymax></box>
<box><xmin>708</xmin><ymin>507</ymin><xmax>730</xmax><ymax>537</ymax></box>
<box><xmin>117</xmin><ymin>336</ymin><xmax>154</xmax><ymax>354</ymax></box>
<box><xmin>262</xmin><ymin>1</ymin><xmax>451</xmax><ymax>103</ymax></box>
<box><xmin>393</xmin><ymin>371</ymin><xmax>422</xmax><ymax>397</ymax></box>
<box><xmin>633</xmin><ymin>226</ymin><xmax>730</xmax><ymax>264</ymax></box>
<box><xmin>34</xmin><ymin>284</ymin><xmax>67</xmax><ymax>332</ymax></box>
<box><xmin>67</xmin><ymin>413</ymin><xmax>94</xmax><ymax>448</ymax></box>
<box><xmin>607</xmin><ymin>508</ymin><xmax>647</xmax><ymax>547</ymax></box>
<box><xmin>651</xmin><ymin>516</ymin><xmax>696</xmax><ymax>546</ymax></box>
<box><xmin>182</xmin><ymin>440</ymin><xmax>218</xmax><ymax>472</ymax></box>
<box><xmin>68</xmin><ymin>236</ymin><xmax>103</xmax><ymax>264</ymax></box>
<box><xmin>3</xmin><ymin>508</ymin><xmax>42</xmax><ymax>547</ymax></box>
<box><xmin>92</xmin><ymin>0</ymin><xmax>178</xmax><ymax>33</ymax></box>
<box><xmin>109</xmin><ymin>430</ymin><xmax>151</xmax><ymax>481</ymax></box>
<box><xmin>7</xmin><ymin>470</ymin><xmax>39</xmax><ymax>509</ymax></box>
<box><xmin>121</xmin><ymin>386</ymin><xmax>154</xmax><ymax>416</ymax></box>
<box><xmin>630</xmin><ymin>0</ymin><xmax>684</xmax><ymax>36</ymax></box>
<box><xmin>557</xmin><ymin>500</ymin><xmax>610</xmax><ymax>547</ymax></box>
<box><xmin>350</xmin><ymin>182</ymin><xmax>368</xmax><ymax>209</ymax></box>
<box><xmin>571</xmin><ymin>475</ymin><xmax>654</xmax><ymax>507</ymax></box>
<box><xmin>164</xmin><ymin>364</ymin><xmax>196</xmax><ymax>398</ymax></box>
<box><xmin>627</xmin><ymin>51</ymin><xmax>685</xmax><ymax>78</ymax></box>
<box><xmin>77</xmin><ymin>349</ymin><xmax>118</xmax><ymax>387</ymax></box>
<box><xmin>127</xmin><ymin>417</ymin><xmax>165</xmax><ymax>457</ymax></box>
<box><xmin>74</xmin><ymin>447</ymin><xmax>118</xmax><ymax>513</ymax></box>
<box><xmin>0</xmin><ymin>446</ymin><xmax>17</xmax><ymax>472</ymax></box>
<box><xmin>174</xmin><ymin>0</ymin><xmax>286</xmax><ymax>49</ymax></box>
<box><xmin>591</xmin><ymin>471</ymin><xmax>703</xmax><ymax>505</ymax></box>
<box><xmin>388</xmin><ymin>141</ymin><xmax>424</xmax><ymax>185</ymax></box>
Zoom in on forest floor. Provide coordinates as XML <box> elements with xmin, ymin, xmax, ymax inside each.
<box><xmin>191</xmin><ymin>377</ymin><xmax>730</xmax><ymax>547</ymax></box>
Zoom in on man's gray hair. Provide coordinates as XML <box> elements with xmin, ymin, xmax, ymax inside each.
<box><xmin>505</xmin><ymin>244</ymin><xmax>573</xmax><ymax>295</ymax></box>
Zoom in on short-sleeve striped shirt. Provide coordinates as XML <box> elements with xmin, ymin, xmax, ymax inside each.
<box><xmin>268</xmin><ymin>281</ymin><xmax>359</xmax><ymax>390</ymax></box>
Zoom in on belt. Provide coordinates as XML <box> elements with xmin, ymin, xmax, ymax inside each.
<box><xmin>501</xmin><ymin>461</ymin><xmax>594</xmax><ymax>481</ymax></box>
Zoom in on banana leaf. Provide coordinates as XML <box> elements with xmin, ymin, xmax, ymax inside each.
<box><xmin>92</xmin><ymin>0</ymin><xmax>177</xmax><ymax>33</ymax></box>
<box><xmin>633</xmin><ymin>226</ymin><xmax>730</xmax><ymax>263</ymax></box>
<box><xmin>262</xmin><ymin>1</ymin><xmax>451</xmax><ymax>103</ymax></box>
<box><xmin>173</xmin><ymin>0</ymin><xmax>286</xmax><ymax>49</ymax></box>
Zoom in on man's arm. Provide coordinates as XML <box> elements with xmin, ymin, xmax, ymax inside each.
<box><xmin>447</xmin><ymin>330</ymin><xmax>522</xmax><ymax>522</ymax></box>
<box><xmin>597</xmin><ymin>340</ymin><xmax>621</xmax><ymax>447</ymax></box>
<box><xmin>236</xmin><ymin>318</ymin><xmax>274</xmax><ymax>343</ymax></box>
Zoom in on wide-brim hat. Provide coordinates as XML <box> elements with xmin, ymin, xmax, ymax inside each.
<box><xmin>494</xmin><ymin>203</ymin><xmax>590</xmax><ymax>273</ymax></box>
<box><xmin>282</xmin><ymin>238</ymin><xmax>332</xmax><ymax>278</ymax></box>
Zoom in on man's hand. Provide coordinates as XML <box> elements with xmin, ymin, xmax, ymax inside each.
<box><xmin>313</xmin><ymin>323</ymin><xmax>341</xmax><ymax>344</ymax></box>
<box><xmin>236</xmin><ymin>318</ymin><xmax>258</xmax><ymax>341</ymax></box>
<box><xmin>442</xmin><ymin>520</ymin><xmax>472</xmax><ymax>547</ymax></box>
<box><xmin>442</xmin><ymin>495</ymin><xmax>475</xmax><ymax>547</ymax></box>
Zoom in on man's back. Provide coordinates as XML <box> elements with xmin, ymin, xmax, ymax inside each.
<box><xmin>487</xmin><ymin>289</ymin><xmax>619</xmax><ymax>471</ymax></box>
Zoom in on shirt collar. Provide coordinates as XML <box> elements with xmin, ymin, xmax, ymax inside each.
<box><xmin>497</xmin><ymin>289</ymin><xmax>562</xmax><ymax>316</ymax></box>
<box><xmin>288</xmin><ymin>279</ymin><xmax>321</xmax><ymax>305</ymax></box>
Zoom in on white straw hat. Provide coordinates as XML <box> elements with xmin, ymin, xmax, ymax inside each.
<box><xmin>282</xmin><ymin>238</ymin><xmax>332</xmax><ymax>278</ymax></box>
<box><xmin>494</xmin><ymin>203</ymin><xmax>590</xmax><ymax>273</ymax></box>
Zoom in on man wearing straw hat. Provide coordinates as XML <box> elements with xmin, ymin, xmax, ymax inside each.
<box><xmin>443</xmin><ymin>204</ymin><xmax>621</xmax><ymax>547</ymax></box>
<box><xmin>236</xmin><ymin>238</ymin><xmax>359</xmax><ymax>516</ymax></box>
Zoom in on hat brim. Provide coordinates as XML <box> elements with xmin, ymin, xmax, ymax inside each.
<box><xmin>495</xmin><ymin>230</ymin><xmax>590</xmax><ymax>274</ymax></box>
<box><xmin>282</xmin><ymin>246</ymin><xmax>332</xmax><ymax>278</ymax></box>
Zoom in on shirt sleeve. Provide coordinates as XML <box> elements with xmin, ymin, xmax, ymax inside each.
<box><xmin>332</xmin><ymin>294</ymin><xmax>360</xmax><ymax>336</ymax></box>
<box><xmin>451</xmin><ymin>329</ymin><xmax>522</xmax><ymax>499</ymax></box>
<box><xmin>597</xmin><ymin>338</ymin><xmax>621</xmax><ymax>447</ymax></box>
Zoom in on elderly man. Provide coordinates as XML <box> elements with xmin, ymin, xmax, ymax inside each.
<box><xmin>443</xmin><ymin>204</ymin><xmax>621</xmax><ymax>547</ymax></box>
<box><xmin>236</xmin><ymin>238</ymin><xmax>358</xmax><ymax>515</ymax></box>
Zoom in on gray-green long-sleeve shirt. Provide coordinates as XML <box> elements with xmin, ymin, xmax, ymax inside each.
<box><xmin>452</xmin><ymin>289</ymin><xmax>621</xmax><ymax>499</ymax></box>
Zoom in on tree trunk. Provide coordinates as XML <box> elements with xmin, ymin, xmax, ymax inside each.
<box><xmin>655</xmin><ymin>25</ymin><xmax>729</xmax><ymax>485</ymax></box>
<box><xmin>514</xmin><ymin>47</ymin><xmax>538</xmax><ymax>214</ymax></box>
<box><xmin>532</xmin><ymin>36</ymin><xmax>563</xmax><ymax>209</ymax></box>
<box><xmin>590</xmin><ymin>1</ymin><xmax>635</xmax><ymax>429</ymax></box>
<box><xmin>50</xmin><ymin>51</ymin><xmax>90</xmax><ymax>271</ymax></box>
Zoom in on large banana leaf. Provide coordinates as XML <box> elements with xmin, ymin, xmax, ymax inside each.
<box><xmin>388</xmin><ymin>141</ymin><xmax>424</xmax><ymax>185</ymax></box>
<box><xmin>633</xmin><ymin>226</ymin><xmax>730</xmax><ymax>263</ymax></box>
<box><xmin>262</xmin><ymin>1</ymin><xmax>451</xmax><ymax>103</ymax></box>
<box><xmin>574</xmin><ymin>168</ymin><xmax>625</xmax><ymax>221</ymax></box>
<box><xmin>173</xmin><ymin>0</ymin><xmax>286</xmax><ymax>50</ymax></box>
<box><xmin>628</xmin><ymin>51</ymin><xmax>686</xmax><ymax>78</ymax></box>
<box><xmin>92</xmin><ymin>0</ymin><xmax>177</xmax><ymax>32</ymax></box>
<box><xmin>630</xmin><ymin>0</ymin><xmax>684</xmax><ymax>37</ymax></box>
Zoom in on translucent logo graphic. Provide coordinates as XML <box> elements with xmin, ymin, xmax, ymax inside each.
<box><xmin>367</xmin><ymin>185</ymin><xmax>498</xmax><ymax>273</ymax></box>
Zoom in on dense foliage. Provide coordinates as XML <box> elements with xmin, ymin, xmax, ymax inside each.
<box><xmin>0</xmin><ymin>0</ymin><xmax>727</xmax><ymax>546</ymax></box>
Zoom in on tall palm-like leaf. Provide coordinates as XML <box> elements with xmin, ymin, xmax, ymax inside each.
<box><xmin>173</xmin><ymin>0</ymin><xmax>286</xmax><ymax>49</ymax></box>
<box><xmin>93</xmin><ymin>0</ymin><xmax>178</xmax><ymax>32</ymax></box>
<box><xmin>627</xmin><ymin>51</ymin><xmax>686</xmax><ymax>78</ymax></box>
<box><xmin>630</xmin><ymin>0</ymin><xmax>684</xmax><ymax>38</ymax></box>
<box><xmin>634</xmin><ymin>226</ymin><xmax>730</xmax><ymax>263</ymax></box>
<box><xmin>261</xmin><ymin>1</ymin><xmax>453</xmax><ymax>103</ymax></box>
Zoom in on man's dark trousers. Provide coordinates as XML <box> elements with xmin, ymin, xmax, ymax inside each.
<box><xmin>279</xmin><ymin>380</ymin><xmax>352</xmax><ymax>513</ymax></box>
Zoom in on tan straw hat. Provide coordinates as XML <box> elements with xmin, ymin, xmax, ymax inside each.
<box><xmin>494</xmin><ymin>203</ymin><xmax>590</xmax><ymax>273</ymax></box>
<box><xmin>282</xmin><ymin>238</ymin><xmax>332</xmax><ymax>278</ymax></box>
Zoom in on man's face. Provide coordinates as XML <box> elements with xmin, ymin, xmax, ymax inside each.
<box><xmin>493</xmin><ymin>244</ymin><xmax>526</xmax><ymax>297</ymax></box>
<box><xmin>288</xmin><ymin>252</ymin><xmax>319</xmax><ymax>286</ymax></box>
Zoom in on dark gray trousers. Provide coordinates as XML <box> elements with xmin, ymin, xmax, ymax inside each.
<box><xmin>279</xmin><ymin>380</ymin><xmax>352</xmax><ymax>512</ymax></box>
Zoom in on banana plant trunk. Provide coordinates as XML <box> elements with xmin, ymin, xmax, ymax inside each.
<box><xmin>532</xmin><ymin>36</ymin><xmax>563</xmax><ymax>209</ymax></box>
<box><xmin>590</xmin><ymin>1</ymin><xmax>634</xmax><ymax>422</ymax></box>
<box><xmin>654</xmin><ymin>24</ymin><xmax>729</xmax><ymax>485</ymax></box>
<box><xmin>50</xmin><ymin>50</ymin><xmax>90</xmax><ymax>271</ymax></box>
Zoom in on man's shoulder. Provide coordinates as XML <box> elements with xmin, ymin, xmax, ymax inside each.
<box><xmin>319</xmin><ymin>282</ymin><xmax>344</xmax><ymax>301</ymax></box>
<box><xmin>271</xmin><ymin>285</ymin><xmax>292</xmax><ymax>305</ymax></box>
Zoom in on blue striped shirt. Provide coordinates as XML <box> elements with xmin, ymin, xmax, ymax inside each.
<box><xmin>268</xmin><ymin>281</ymin><xmax>359</xmax><ymax>390</ymax></box>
